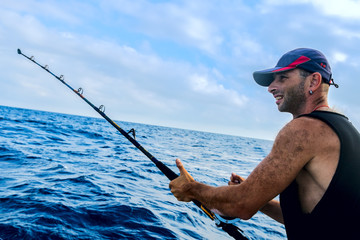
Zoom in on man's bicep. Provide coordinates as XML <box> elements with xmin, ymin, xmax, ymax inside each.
<box><xmin>242</xmin><ymin>120</ymin><xmax>313</xmax><ymax>209</ymax></box>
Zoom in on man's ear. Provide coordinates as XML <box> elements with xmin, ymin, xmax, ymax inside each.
<box><xmin>309</xmin><ymin>72</ymin><xmax>322</xmax><ymax>91</ymax></box>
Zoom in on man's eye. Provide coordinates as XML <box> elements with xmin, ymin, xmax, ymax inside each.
<box><xmin>279</xmin><ymin>75</ymin><xmax>288</xmax><ymax>81</ymax></box>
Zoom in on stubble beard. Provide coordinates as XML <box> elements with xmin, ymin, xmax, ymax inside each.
<box><xmin>278</xmin><ymin>79</ymin><xmax>306</xmax><ymax>114</ymax></box>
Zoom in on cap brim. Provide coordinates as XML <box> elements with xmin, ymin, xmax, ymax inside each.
<box><xmin>253</xmin><ymin>66</ymin><xmax>296</xmax><ymax>86</ymax></box>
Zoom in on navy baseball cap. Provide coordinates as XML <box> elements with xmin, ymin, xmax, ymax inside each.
<box><xmin>253</xmin><ymin>48</ymin><xmax>337</xmax><ymax>87</ymax></box>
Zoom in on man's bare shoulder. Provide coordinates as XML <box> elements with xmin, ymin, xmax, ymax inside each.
<box><xmin>274</xmin><ymin>117</ymin><xmax>316</xmax><ymax>148</ymax></box>
<box><xmin>269</xmin><ymin>116</ymin><xmax>336</xmax><ymax>167</ymax></box>
<box><xmin>276</xmin><ymin>116</ymin><xmax>332</xmax><ymax>145</ymax></box>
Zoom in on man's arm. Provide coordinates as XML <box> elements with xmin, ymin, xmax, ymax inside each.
<box><xmin>170</xmin><ymin>118</ymin><xmax>317</xmax><ymax>220</ymax></box>
<box><xmin>229</xmin><ymin>173</ymin><xmax>284</xmax><ymax>223</ymax></box>
<box><xmin>259</xmin><ymin>200</ymin><xmax>283</xmax><ymax>223</ymax></box>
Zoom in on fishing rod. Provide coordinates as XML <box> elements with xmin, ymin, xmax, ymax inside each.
<box><xmin>17</xmin><ymin>49</ymin><xmax>249</xmax><ymax>240</ymax></box>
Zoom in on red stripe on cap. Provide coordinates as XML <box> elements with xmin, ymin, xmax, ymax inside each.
<box><xmin>272</xmin><ymin>56</ymin><xmax>311</xmax><ymax>72</ymax></box>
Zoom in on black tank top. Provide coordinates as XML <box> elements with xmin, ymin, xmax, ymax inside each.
<box><xmin>280</xmin><ymin>111</ymin><xmax>360</xmax><ymax>240</ymax></box>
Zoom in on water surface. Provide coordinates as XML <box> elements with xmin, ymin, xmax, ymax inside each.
<box><xmin>0</xmin><ymin>105</ymin><xmax>285</xmax><ymax>239</ymax></box>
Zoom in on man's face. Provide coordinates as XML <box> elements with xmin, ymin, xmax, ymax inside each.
<box><xmin>268</xmin><ymin>69</ymin><xmax>307</xmax><ymax>115</ymax></box>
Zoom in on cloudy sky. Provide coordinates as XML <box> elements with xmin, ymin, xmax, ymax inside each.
<box><xmin>1</xmin><ymin>0</ymin><xmax>360</xmax><ymax>140</ymax></box>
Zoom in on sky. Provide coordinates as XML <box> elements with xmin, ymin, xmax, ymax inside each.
<box><xmin>1</xmin><ymin>0</ymin><xmax>360</xmax><ymax>140</ymax></box>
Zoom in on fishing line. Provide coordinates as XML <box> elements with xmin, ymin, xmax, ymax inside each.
<box><xmin>17</xmin><ymin>48</ymin><xmax>249</xmax><ymax>240</ymax></box>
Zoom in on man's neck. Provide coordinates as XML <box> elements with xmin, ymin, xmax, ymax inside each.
<box><xmin>291</xmin><ymin>101</ymin><xmax>329</xmax><ymax>119</ymax></box>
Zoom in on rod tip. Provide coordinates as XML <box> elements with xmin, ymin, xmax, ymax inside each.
<box><xmin>17</xmin><ymin>49</ymin><xmax>22</xmax><ymax>54</ymax></box>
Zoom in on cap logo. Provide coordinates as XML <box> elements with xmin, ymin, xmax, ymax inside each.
<box><xmin>272</xmin><ymin>56</ymin><xmax>311</xmax><ymax>72</ymax></box>
<box><xmin>320</xmin><ymin>63</ymin><xmax>327</xmax><ymax>68</ymax></box>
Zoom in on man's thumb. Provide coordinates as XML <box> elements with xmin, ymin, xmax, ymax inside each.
<box><xmin>176</xmin><ymin>158</ymin><xmax>186</xmax><ymax>175</ymax></box>
<box><xmin>175</xmin><ymin>158</ymin><xmax>195</xmax><ymax>182</ymax></box>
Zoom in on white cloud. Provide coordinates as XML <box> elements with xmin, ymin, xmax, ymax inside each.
<box><xmin>189</xmin><ymin>73</ymin><xmax>248</xmax><ymax>107</ymax></box>
<box><xmin>311</xmin><ymin>0</ymin><xmax>360</xmax><ymax>19</ymax></box>
<box><xmin>332</xmin><ymin>27</ymin><xmax>360</xmax><ymax>40</ymax></box>
<box><xmin>264</xmin><ymin>0</ymin><xmax>360</xmax><ymax>19</ymax></box>
<box><xmin>101</xmin><ymin>0</ymin><xmax>223</xmax><ymax>55</ymax></box>
<box><xmin>332</xmin><ymin>51</ymin><xmax>348</xmax><ymax>64</ymax></box>
<box><xmin>180</xmin><ymin>15</ymin><xmax>223</xmax><ymax>54</ymax></box>
<box><xmin>0</xmin><ymin>0</ymin><xmax>83</xmax><ymax>25</ymax></box>
<box><xmin>0</xmin><ymin>11</ymin><xmax>46</xmax><ymax>44</ymax></box>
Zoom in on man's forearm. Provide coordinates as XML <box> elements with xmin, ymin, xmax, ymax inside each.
<box><xmin>259</xmin><ymin>200</ymin><xmax>284</xmax><ymax>224</ymax></box>
<box><xmin>187</xmin><ymin>181</ymin><xmax>255</xmax><ymax>220</ymax></box>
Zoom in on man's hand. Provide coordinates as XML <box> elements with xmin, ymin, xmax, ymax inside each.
<box><xmin>228</xmin><ymin>173</ymin><xmax>245</xmax><ymax>185</ymax></box>
<box><xmin>169</xmin><ymin>159</ymin><xmax>195</xmax><ymax>202</ymax></box>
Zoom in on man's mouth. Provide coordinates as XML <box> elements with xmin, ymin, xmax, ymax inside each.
<box><xmin>274</xmin><ymin>95</ymin><xmax>283</xmax><ymax>104</ymax></box>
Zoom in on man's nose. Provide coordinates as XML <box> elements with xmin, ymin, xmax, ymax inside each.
<box><xmin>268</xmin><ymin>81</ymin><xmax>277</xmax><ymax>94</ymax></box>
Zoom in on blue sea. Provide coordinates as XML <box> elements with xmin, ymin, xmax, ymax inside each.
<box><xmin>0</xmin><ymin>105</ymin><xmax>286</xmax><ymax>240</ymax></box>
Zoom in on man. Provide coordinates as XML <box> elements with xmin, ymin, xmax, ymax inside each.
<box><xmin>169</xmin><ymin>48</ymin><xmax>360</xmax><ymax>239</ymax></box>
